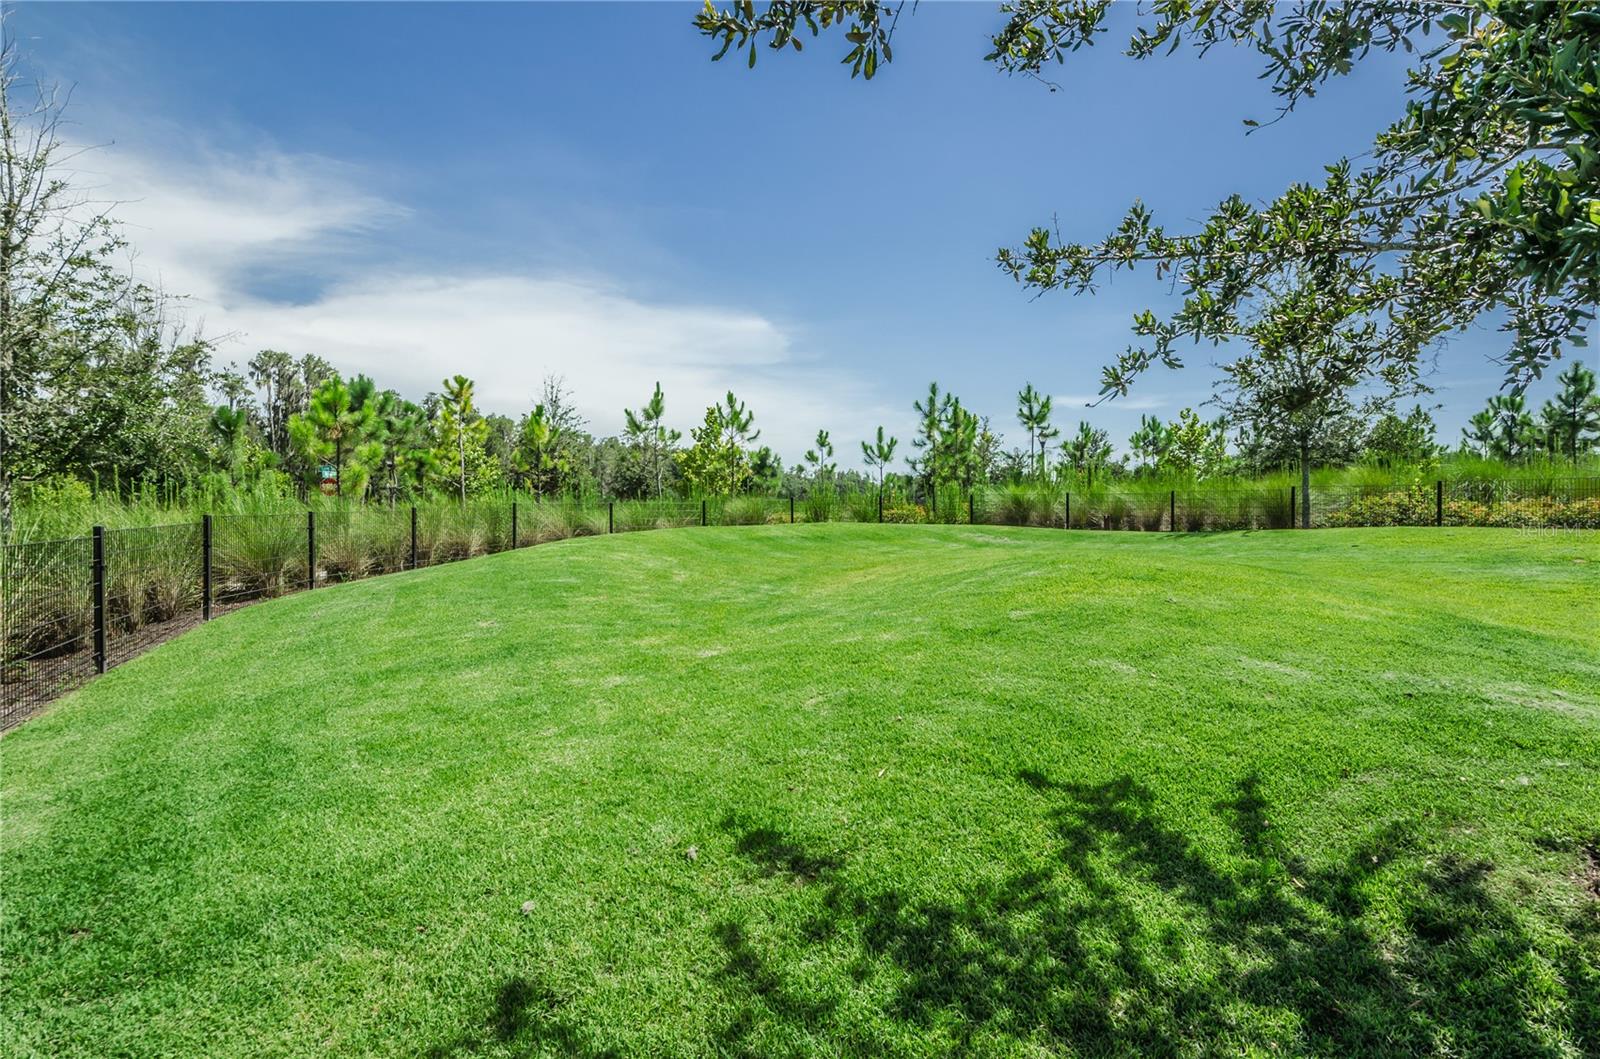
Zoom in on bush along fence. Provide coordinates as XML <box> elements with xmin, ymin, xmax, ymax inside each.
<box><xmin>3</xmin><ymin>477</ymin><xmax>1596</xmax><ymax>728</ymax></box>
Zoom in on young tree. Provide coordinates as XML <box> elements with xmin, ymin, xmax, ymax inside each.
<box><xmin>803</xmin><ymin>428</ymin><xmax>835</xmax><ymax>491</ymax></box>
<box><xmin>1062</xmin><ymin>421</ymin><xmax>1111</xmax><ymax>478</ymax></box>
<box><xmin>372</xmin><ymin>391</ymin><xmax>434</xmax><ymax>500</ymax></box>
<box><xmin>678</xmin><ymin>401</ymin><xmax>747</xmax><ymax>496</ymax></box>
<box><xmin>717</xmin><ymin>391</ymin><xmax>759</xmax><ymax>492</ymax></box>
<box><xmin>1160</xmin><ymin>409</ymin><xmax>1227</xmax><ymax>480</ymax></box>
<box><xmin>1015</xmin><ymin>383</ymin><xmax>1054</xmax><ymax>480</ymax></box>
<box><xmin>1127</xmin><ymin>414</ymin><xmax>1171</xmax><ymax>474</ymax></box>
<box><xmin>1462</xmin><ymin>392</ymin><xmax>1538</xmax><ymax>462</ymax></box>
<box><xmin>748</xmin><ymin>445</ymin><xmax>784</xmax><ymax>495</ymax></box>
<box><xmin>909</xmin><ymin>381</ymin><xmax>946</xmax><ymax>492</ymax></box>
<box><xmin>972</xmin><ymin>415</ymin><xmax>1004</xmax><ymax>485</ymax></box>
<box><xmin>435</xmin><ymin>374</ymin><xmax>489</xmax><ymax>503</ymax></box>
<box><xmin>1202</xmin><ymin>268</ymin><xmax>1426</xmax><ymax>526</ymax></box>
<box><xmin>860</xmin><ymin>426</ymin><xmax>898</xmax><ymax>493</ymax></box>
<box><xmin>937</xmin><ymin>397</ymin><xmax>980</xmax><ymax>490</ymax></box>
<box><xmin>513</xmin><ymin>403</ymin><xmax>569</xmax><ymax>498</ymax></box>
<box><xmin>1537</xmin><ymin>362</ymin><xmax>1600</xmax><ymax>462</ymax></box>
<box><xmin>623</xmin><ymin>381</ymin><xmax>681</xmax><ymax>498</ymax></box>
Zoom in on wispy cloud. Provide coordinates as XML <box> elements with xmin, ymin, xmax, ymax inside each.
<box><xmin>77</xmin><ymin>136</ymin><xmax>897</xmax><ymax>461</ymax></box>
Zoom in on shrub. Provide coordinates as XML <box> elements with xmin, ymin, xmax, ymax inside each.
<box><xmin>882</xmin><ymin>501</ymin><xmax>926</xmax><ymax>524</ymax></box>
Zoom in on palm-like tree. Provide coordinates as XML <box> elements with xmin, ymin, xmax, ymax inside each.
<box><xmin>209</xmin><ymin>405</ymin><xmax>251</xmax><ymax>486</ymax></box>
<box><xmin>247</xmin><ymin>349</ymin><xmax>295</xmax><ymax>458</ymax></box>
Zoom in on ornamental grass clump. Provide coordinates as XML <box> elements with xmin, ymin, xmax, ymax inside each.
<box><xmin>214</xmin><ymin>514</ymin><xmax>304</xmax><ymax>600</ymax></box>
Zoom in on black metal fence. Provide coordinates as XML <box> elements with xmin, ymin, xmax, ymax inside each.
<box><xmin>4</xmin><ymin>479</ymin><xmax>1596</xmax><ymax>729</ymax></box>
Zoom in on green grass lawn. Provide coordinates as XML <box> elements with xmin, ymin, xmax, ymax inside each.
<box><xmin>3</xmin><ymin>525</ymin><xmax>1598</xmax><ymax>1057</ymax></box>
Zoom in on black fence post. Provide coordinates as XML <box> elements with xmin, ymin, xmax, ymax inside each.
<box><xmin>790</xmin><ymin>495</ymin><xmax>795</xmax><ymax>524</ymax></box>
<box><xmin>91</xmin><ymin>526</ymin><xmax>107</xmax><ymax>674</ymax></box>
<box><xmin>878</xmin><ymin>492</ymin><xmax>883</xmax><ymax>523</ymax></box>
<box><xmin>1436</xmin><ymin>480</ymin><xmax>1443</xmax><ymax>526</ymax></box>
<box><xmin>511</xmin><ymin>500</ymin><xmax>518</xmax><ymax>549</ymax></box>
<box><xmin>202</xmin><ymin>514</ymin><xmax>213</xmax><ymax>621</ymax></box>
<box><xmin>1289</xmin><ymin>486</ymin><xmax>1296</xmax><ymax>529</ymax></box>
<box><xmin>306</xmin><ymin>511</ymin><xmax>316</xmax><ymax>590</ymax></box>
<box><xmin>608</xmin><ymin>501</ymin><xmax>614</xmax><ymax>534</ymax></box>
<box><xmin>1064</xmin><ymin>492</ymin><xmax>1070</xmax><ymax>529</ymax></box>
<box><xmin>1170</xmin><ymin>489</ymin><xmax>1177</xmax><ymax>532</ymax></box>
<box><xmin>701</xmin><ymin>499</ymin><xmax>707</xmax><ymax>527</ymax></box>
<box><xmin>409</xmin><ymin>505</ymin><xmax>418</xmax><ymax>569</ymax></box>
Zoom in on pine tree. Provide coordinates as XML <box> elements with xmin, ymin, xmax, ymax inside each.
<box><xmin>1016</xmin><ymin>383</ymin><xmax>1054</xmax><ymax>480</ymax></box>
<box><xmin>860</xmin><ymin>427</ymin><xmax>898</xmax><ymax>493</ymax></box>
<box><xmin>435</xmin><ymin>375</ymin><xmax>489</xmax><ymax>503</ymax></box>
<box><xmin>1538</xmin><ymin>362</ymin><xmax>1600</xmax><ymax>462</ymax></box>
<box><xmin>287</xmin><ymin>376</ymin><xmax>379</xmax><ymax>497</ymax></box>
<box><xmin>623</xmin><ymin>381</ymin><xmax>681</xmax><ymax>498</ymax></box>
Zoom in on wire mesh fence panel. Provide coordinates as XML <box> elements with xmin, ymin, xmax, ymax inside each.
<box><xmin>613</xmin><ymin>499</ymin><xmax>703</xmax><ymax>532</ymax></box>
<box><xmin>1</xmin><ymin>537</ymin><xmax>94</xmax><ymax>727</ymax></box>
<box><xmin>316</xmin><ymin>507</ymin><xmax>411</xmax><ymax>582</ymax></box>
<box><xmin>712</xmin><ymin>496</ymin><xmax>793</xmax><ymax>525</ymax></box>
<box><xmin>973</xmin><ymin>488</ymin><xmax>1064</xmax><ymax>528</ymax></box>
<box><xmin>1313</xmin><ymin>484</ymin><xmax>1432</xmax><ymax>528</ymax></box>
<box><xmin>1181</xmin><ymin>488</ymin><xmax>1296</xmax><ymax>531</ymax></box>
<box><xmin>502</xmin><ymin>500</ymin><xmax>608</xmax><ymax>548</ymax></box>
<box><xmin>213</xmin><ymin>513</ymin><xmax>310</xmax><ymax>604</ymax></box>
<box><xmin>102</xmin><ymin>523</ymin><xmax>204</xmax><ymax>669</ymax></box>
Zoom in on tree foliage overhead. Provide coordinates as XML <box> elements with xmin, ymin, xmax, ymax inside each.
<box><xmin>694</xmin><ymin>2</ymin><xmax>1600</xmax><ymax>399</ymax></box>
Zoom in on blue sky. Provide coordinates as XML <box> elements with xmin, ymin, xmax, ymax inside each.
<box><xmin>15</xmin><ymin>2</ymin><xmax>1585</xmax><ymax>466</ymax></box>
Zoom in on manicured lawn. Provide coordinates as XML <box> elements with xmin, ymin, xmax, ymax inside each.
<box><xmin>3</xmin><ymin>525</ymin><xmax>1597</xmax><ymax>1057</ymax></box>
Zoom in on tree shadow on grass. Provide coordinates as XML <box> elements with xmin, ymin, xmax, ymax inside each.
<box><xmin>722</xmin><ymin>811</ymin><xmax>843</xmax><ymax>886</ymax></box>
<box><xmin>715</xmin><ymin>771</ymin><xmax>1594</xmax><ymax>1057</ymax></box>
<box><xmin>426</xmin><ymin>973</ymin><xmax>620</xmax><ymax>1059</ymax></box>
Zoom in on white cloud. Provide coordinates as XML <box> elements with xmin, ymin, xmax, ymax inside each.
<box><xmin>70</xmin><ymin>143</ymin><xmax>399</xmax><ymax>306</ymax></box>
<box><xmin>77</xmin><ymin>136</ymin><xmax>896</xmax><ymax>462</ymax></box>
<box><xmin>221</xmin><ymin>272</ymin><xmax>895</xmax><ymax>458</ymax></box>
